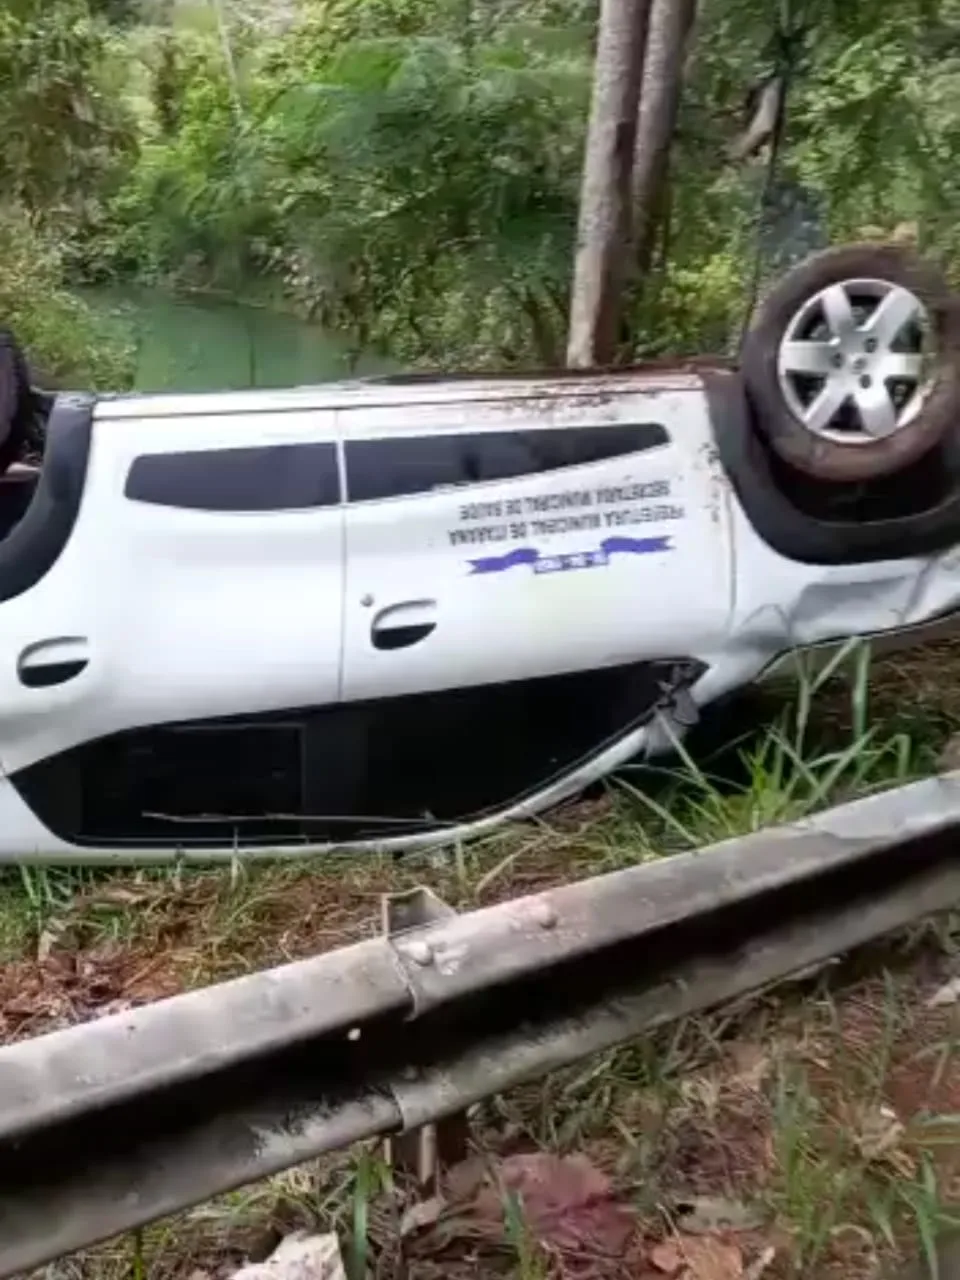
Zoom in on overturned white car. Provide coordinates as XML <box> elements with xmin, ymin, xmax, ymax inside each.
<box><xmin>0</xmin><ymin>242</ymin><xmax>958</xmax><ymax>862</ymax></box>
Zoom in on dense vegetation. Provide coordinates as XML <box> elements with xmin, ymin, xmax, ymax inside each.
<box><xmin>3</xmin><ymin>0</ymin><xmax>960</xmax><ymax>387</ymax></box>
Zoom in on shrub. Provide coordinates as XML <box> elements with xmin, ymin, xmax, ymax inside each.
<box><xmin>0</xmin><ymin>205</ymin><xmax>135</xmax><ymax>390</ymax></box>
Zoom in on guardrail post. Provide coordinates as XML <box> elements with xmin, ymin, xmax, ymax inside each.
<box><xmin>380</xmin><ymin>886</ymin><xmax>469</xmax><ymax>1191</ymax></box>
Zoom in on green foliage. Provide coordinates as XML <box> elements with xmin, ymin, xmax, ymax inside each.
<box><xmin>107</xmin><ymin>41</ymin><xmax>275</xmax><ymax>287</ymax></box>
<box><xmin>0</xmin><ymin>0</ymin><xmax>135</xmax><ymax>223</ymax></box>
<box><xmin>103</xmin><ymin>1</ymin><xmax>593</xmax><ymax>365</ymax></box>
<box><xmin>0</xmin><ymin>206</ymin><xmax>135</xmax><ymax>389</ymax></box>
<box><xmin>8</xmin><ymin>0</ymin><xmax>960</xmax><ymax>379</ymax></box>
<box><xmin>266</xmin><ymin>30</ymin><xmax>588</xmax><ymax>365</ymax></box>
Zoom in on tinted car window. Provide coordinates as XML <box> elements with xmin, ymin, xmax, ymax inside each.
<box><xmin>347</xmin><ymin>422</ymin><xmax>668</xmax><ymax>502</ymax></box>
<box><xmin>125</xmin><ymin>442</ymin><xmax>340</xmax><ymax>512</ymax></box>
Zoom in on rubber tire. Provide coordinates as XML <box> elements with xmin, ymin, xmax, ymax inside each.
<box><xmin>0</xmin><ymin>329</ymin><xmax>42</xmax><ymax>473</ymax></box>
<box><xmin>740</xmin><ymin>243</ymin><xmax>960</xmax><ymax>483</ymax></box>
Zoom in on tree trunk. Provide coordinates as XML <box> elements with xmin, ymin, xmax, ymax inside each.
<box><xmin>566</xmin><ymin>0</ymin><xmax>652</xmax><ymax>368</ymax></box>
<box><xmin>631</xmin><ymin>0</ymin><xmax>697</xmax><ymax>279</ymax></box>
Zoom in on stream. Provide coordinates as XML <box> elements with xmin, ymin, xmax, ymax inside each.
<box><xmin>82</xmin><ymin>286</ymin><xmax>394</xmax><ymax>393</ymax></box>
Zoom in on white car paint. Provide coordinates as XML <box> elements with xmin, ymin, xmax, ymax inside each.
<box><xmin>0</xmin><ymin>409</ymin><xmax>344</xmax><ymax>775</ymax></box>
<box><xmin>0</xmin><ymin>366</ymin><xmax>954</xmax><ymax>863</ymax></box>
<box><xmin>338</xmin><ymin>388</ymin><xmax>732</xmax><ymax>701</ymax></box>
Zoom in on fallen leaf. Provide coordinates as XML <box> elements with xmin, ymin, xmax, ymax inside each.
<box><xmin>36</xmin><ymin>920</ymin><xmax>68</xmax><ymax>963</ymax></box>
<box><xmin>400</xmin><ymin>1196</ymin><xmax>445</xmax><ymax>1237</ymax></box>
<box><xmin>672</xmin><ymin>1233</ymin><xmax>743</xmax><ymax>1280</ymax></box>
<box><xmin>470</xmin><ymin>1152</ymin><xmax>637</xmax><ymax>1259</ymax></box>
<box><xmin>725</xmin><ymin>1042</ymin><xmax>771</xmax><ymax>1092</ymax></box>
<box><xmin>743</xmin><ymin>1245</ymin><xmax>776</xmax><ymax>1280</ymax></box>
<box><xmin>89</xmin><ymin>886</ymin><xmax>153</xmax><ymax>907</ymax></box>
<box><xmin>230</xmin><ymin>1232</ymin><xmax>345</xmax><ymax>1280</ymax></box>
<box><xmin>443</xmin><ymin>1154</ymin><xmax>488</xmax><ymax>1204</ymax></box>
<box><xmin>848</xmin><ymin>1101</ymin><xmax>913</xmax><ymax>1174</ymax></box>
<box><xmin>650</xmin><ymin>1239</ymin><xmax>685</xmax><ymax>1274</ymax></box>
<box><xmin>680</xmin><ymin>1074</ymin><xmax>723</xmax><ymax>1114</ymax></box>
<box><xmin>927</xmin><ymin>975</ymin><xmax>960</xmax><ymax>1008</ymax></box>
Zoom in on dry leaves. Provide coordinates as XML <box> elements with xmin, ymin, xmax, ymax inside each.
<box><xmin>486</xmin><ymin>1151</ymin><xmax>637</xmax><ymax>1259</ymax></box>
<box><xmin>403</xmin><ymin>1151</ymin><xmax>639</xmax><ymax>1268</ymax></box>
<box><xmin>230</xmin><ymin>1233</ymin><xmax>345</xmax><ymax>1280</ymax></box>
<box><xmin>847</xmin><ymin>1101</ymin><xmax>915</xmax><ymax>1177</ymax></box>
<box><xmin>724</xmin><ymin>1042</ymin><xmax>772</xmax><ymax>1094</ymax></box>
<box><xmin>649</xmin><ymin>1233</ymin><xmax>743</xmax><ymax>1279</ymax></box>
<box><xmin>926</xmin><ymin>975</ymin><xmax>960</xmax><ymax>1008</ymax></box>
<box><xmin>398</xmin><ymin>1152</ymin><xmax>778</xmax><ymax>1280</ymax></box>
<box><xmin>0</xmin><ymin>937</ymin><xmax>184</xmax><ymax>1043</ymax></box>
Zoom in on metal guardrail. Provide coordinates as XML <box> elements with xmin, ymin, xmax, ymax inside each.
<box><xmin>4</xmin><ymin>771</ymin><xmax>960</xmax><ymax>1275</ymax></box>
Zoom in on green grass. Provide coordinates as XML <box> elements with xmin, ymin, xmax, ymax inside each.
<box><xmin>5</xmin><ymin>638</ymin><xmax>960</xmax><ymax>1278</ymax></box>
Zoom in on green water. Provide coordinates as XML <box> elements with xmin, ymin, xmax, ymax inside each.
<box><xmin>83</xmin><ymin>286</ymin><xmax>395</xmax><ymax>393</ymax></box>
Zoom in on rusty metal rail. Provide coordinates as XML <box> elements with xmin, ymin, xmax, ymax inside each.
<box><xmin>4</xmin><ymin>771</ymin><xmax>960</xmax><ymax>1275</ymax></box>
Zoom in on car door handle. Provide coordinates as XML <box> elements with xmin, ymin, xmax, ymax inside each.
<box><xmin>18</xmin><ymin>637</ymin><xmax>90</xmax><ymax>688</ymax></box>
<box><xmin>371</xmin><ymin>600</ymin><xmax>437</xmax><ymax>651</ymax></box>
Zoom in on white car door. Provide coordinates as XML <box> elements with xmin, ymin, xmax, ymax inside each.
<box><xmin>336</xmin><ymin>376</ymin><xmax>734</xmax><ymax>840</ymax></box>
<box><xmin>0</xmin><ymin>393</ymin><xmax>346</xmax><ymax>852</ymax></box>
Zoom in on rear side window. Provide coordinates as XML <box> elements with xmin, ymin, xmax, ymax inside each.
<box><xmin>125</xmin><ymin>442</ymin><xmax>340</xmax><ymax>512</ymax></box>
<box><xmin>346</xmin><ymin>422</ymin><xmax>668</xmax><ymax>502</ymax></box>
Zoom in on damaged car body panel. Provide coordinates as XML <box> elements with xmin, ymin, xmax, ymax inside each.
<box><xmin>0</xmin><ymin>362</ymin><xmax>955</xmax><ymax>862</ymax></box>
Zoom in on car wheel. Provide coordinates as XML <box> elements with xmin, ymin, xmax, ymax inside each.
<box><xmin>740</xmin><ymin>243</ymin><xmax>960</xmax><ymax>483</ymax></box>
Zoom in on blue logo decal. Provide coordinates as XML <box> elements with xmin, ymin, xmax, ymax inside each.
<box><xmin>468</xmin><ymin>535</ymin><xmax>672</xmax><ymax>576</ymax></box>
